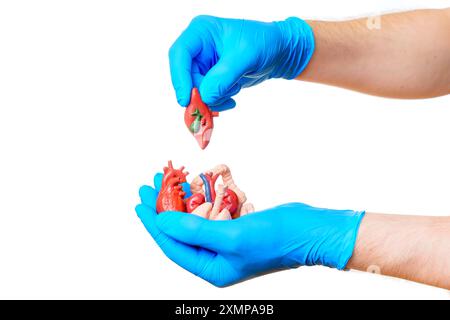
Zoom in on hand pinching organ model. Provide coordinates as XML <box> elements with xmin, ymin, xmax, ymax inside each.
<box><xmin>184</xmin><ymin>88</ymin><xmax>218</xmax><ymax>150</ymax></box>
<box><xmin>156</xmin><ymin>161</ymin><xmax>254</xmax><ymax>220</ymax></box>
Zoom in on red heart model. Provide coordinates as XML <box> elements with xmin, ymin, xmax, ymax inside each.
<box><xmin>156</xmin><ymin>161</ymin><xmax>188</xmax><ymax>213</ymax></box>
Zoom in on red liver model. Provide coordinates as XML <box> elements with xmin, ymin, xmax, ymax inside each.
<box><xmin>184</xmin><ymin>88</ymin><xmax>219</xmax><ymax>150</ymax></box>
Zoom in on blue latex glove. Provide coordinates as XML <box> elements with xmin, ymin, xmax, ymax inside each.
<box><xmin>136</xmin><ymin>173</ymin><xmax>365</xmax><ymax>287</ymax></box>
<box><xmin>169</xmin><ymin>15</ymin><xmax>315</xmax><ymax>111</ymax></box>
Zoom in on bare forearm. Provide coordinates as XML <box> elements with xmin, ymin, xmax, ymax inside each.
<box><xmin>299</xmin><ymin>9</ymin><xmax>450</xmax><ymax>98</ymax></box>
<box><xmin>347</xmin><ymin>213</ymin><xmax>450</xmax><ymax>289</ymax></box>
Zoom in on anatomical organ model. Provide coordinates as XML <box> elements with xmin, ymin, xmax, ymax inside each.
<box><xmin>184</xmin><ymin>88</ymin><xmax>218</xmax><ymax>150</ymax></box>
<box><xmin>156</xmin><ymin>161</ymin><xmax>254</xmax><ymax>220</ymax></box>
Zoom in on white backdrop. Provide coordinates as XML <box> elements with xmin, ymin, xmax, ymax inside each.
<box><xmin>0</xmin><ymin>0</ymin><xmax>449</xmax><ymax>299</ymax></box>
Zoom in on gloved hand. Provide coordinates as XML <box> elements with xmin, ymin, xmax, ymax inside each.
<box><xmin>136</xmin><ymin>173</ymin><xmax>365</xmax><ymax>287</ymax></box>
<box><xmin>169</xmin><ymin>15</ymin><xmax>315</xmax><ymax>111</ymax></box>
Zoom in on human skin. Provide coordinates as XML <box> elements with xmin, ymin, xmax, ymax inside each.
<box><xmin>347</xmin><ymin>213</ymin><xmax>450</xmax><ymax>289</ymax></box>
<box><xmin>299</xmin><ymin>8</ymin><xmax>450</xmax><ymax>98</ymax></box>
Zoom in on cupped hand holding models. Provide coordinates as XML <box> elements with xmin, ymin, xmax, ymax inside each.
<box><xmin>137</xmin><ymin>174</ymin><xmax>364</xmax><ymax>287</ymax></box>
<box><xmin>138</xmin><ymin>171</ymin><xmax>450</xmax><ymax>289</ymax></box>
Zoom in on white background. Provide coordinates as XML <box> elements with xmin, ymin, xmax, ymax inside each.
<box><xmin>0</xmin><ymin>0</ymin><xmax>449</xmax><ymax>299</ymax></box>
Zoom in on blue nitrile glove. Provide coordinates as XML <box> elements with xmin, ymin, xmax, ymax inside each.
<box><xmin>169</xmin><ymin>15</ymin><xmax>315</xmax><ymax>111</ymax></box>
<box><xmin>136</xmin><ymin>173</ymin><xmax>365</xmax><ymax>287</ymax></box>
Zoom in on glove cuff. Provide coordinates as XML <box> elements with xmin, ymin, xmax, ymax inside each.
<box><xmin>273</xmin><ymin>17</ymin><xmax>315</xmax><ymax>80</ymax></box>
<box><xmin>335</xmin><ymin>210</ymin><xmax>366</xmax><ymax>270</ymax></box>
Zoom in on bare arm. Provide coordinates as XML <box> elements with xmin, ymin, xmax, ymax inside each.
<box><xmin>347</xmin><ymin>213</ymin><xmax>450</xmax><ymax>289</ymax></box>
<box><xmin>299</xmin><ymin>9</ymin><xmax>450</xmax><ymax>98</ymax></box>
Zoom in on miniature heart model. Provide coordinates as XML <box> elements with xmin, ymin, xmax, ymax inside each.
<box><xmin>156</xmin><ymin>161</ymin><xmax>254</xmax><ymax>220</ymax></box>
<box><xmin>184</xmin><ymin>88</ymin><xmax>219</xmax><ymax>150</ymax></box>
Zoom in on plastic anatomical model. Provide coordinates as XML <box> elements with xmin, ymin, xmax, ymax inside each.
<box><xmin>184</xmin><ymin>88</ymin><xmax>218</xmax><ymax>150</ymax></box>
<box><xmin>156</xmin><ymin>161</ymin><xmax>254</xmax><ymax>220</ymax></box>
<box><xmin>156</xmin><ymin>161</ymin><xmax>189</xmax><ymax>213</ymax></box>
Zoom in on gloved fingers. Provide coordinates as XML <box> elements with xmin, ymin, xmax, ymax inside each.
<box><xmin>153</xmin><ymin>173</ymin><xmax>163</xmax><ymax>192</ymax></box>
<box><xmin>156</xmin><ymin>211</ymin><xmax>240</xmax><ymax>253</ymax></box>
<box><xmin>209</xmin><ymin>98</ymin><xmax>236</xmax><ymax>112</ymax></box>
<box><xmin>200</xmin><ymin>53</ymin><xmax>253</xmax><ymax>106</ymax></box>
<box><xmin>193</xmin><ymin>62</ymin><xmax>237</xmax><ymax>112</ymax></box>
<box><xmin>194</xmin><ymin>255</ymin><xmax>242</xmax><ymax>288</ymax></box>
<box><xmin>207</xmin><ymin>81</ymin><xmax>241</xmax><ymax>111</ymax></box>
<box><xmin>139</xmin><ymin>185</ymin><xmax>158</xmax><ymax>210</ymax></box>
<box><xmin>136</xmin><ymin>204</ymin><xmax>167</xmax><ymax>244</ymax></box>
<box><xmin>169</xmin><ymin>47</ymin><xmax>193</xmax><ymax>107</ymax></box>
<box><xmin>225</xmin><ymin>81</ymin><xmax>243</xmax><ymax>98</ymax></box>
<box><xmin>191</xmin><ymin>63</ymin><xmax>204</xmax><ymax>91</ymax></box>
<box><xmin>136</xmin><ymin>204</ymin><xmax>211</xmax><ymax>275</ymax></box>
<box><xmin>169</xmin><ymin>31</ymin><xmax>203</xmax><ymax>107</ymax></box>
<box><xmin>182</xmin><ymin>182</ymin><xmax>192</xmax><ymax>198</ymax></box>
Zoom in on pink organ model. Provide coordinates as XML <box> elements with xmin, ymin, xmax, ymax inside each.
<box><xmin>156</xmin><ymin>161</ymin><xmax>254</xmax><ymax>220</ymax></box>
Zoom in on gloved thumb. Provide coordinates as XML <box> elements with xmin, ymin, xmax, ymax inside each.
<box><xmin>199</xmin><ymin>53</ymin><xmax>252</xmax><ymax>106</ymax></box>
<box><xmin>156</xmin><ymin>211</ymin><xmax>239</xmax><ymax>253</ymax></box>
